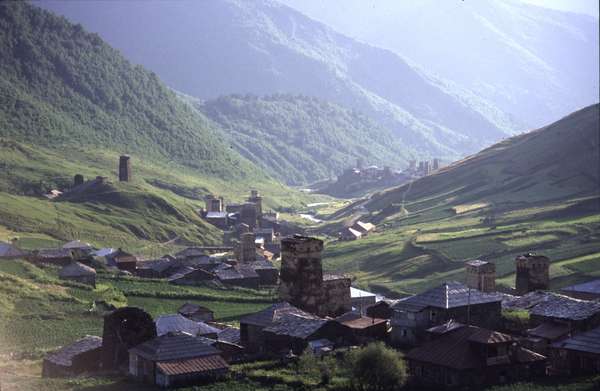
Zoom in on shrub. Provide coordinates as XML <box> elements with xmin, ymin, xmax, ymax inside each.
<box><xmin>348</xmin><ymin>342</ymin><xmax>407</xmax><ymax>391</ymax></box>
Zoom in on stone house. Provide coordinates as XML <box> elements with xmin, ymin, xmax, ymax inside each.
<box><xmin>128</xmin><ymin>332</ymin><xmax>228</xmax><ymax>388</ymax></box>
<box><xmin>549</xmin><ymin>326</ymin><xmax>600</xmax><ymax>375</ymax></box>
<box><xmin>262</xmin><ymin>313</ymin><xmax>328</xmax><ymax>355</ymax></box>
<box><xmin>136</xmin><ymin>258</ymin><xmax>176</xmax><ymax>278</ymax></box>
<box><xmin>406</xmin><ymin>325</ymin><xmax>546</xmax><ymax>388</ymax></box>
<box><xmin>528</xmin><ymin>293</ymin><xmax>600</xmax><ymax>333</ymax></box>
<box><xmin>107</xmin><ymin>248</ymin><xmax>138</xmax><ymax>273</ymax></box>
<box><xmin>168</xmin><ymin>267</ymin><xmax>215</xmax><ymax>286</ymax></box>
<box><xmin>239</xmin><ymin>302</ymin><xmax>314</xmax><ymax>353</ymax></box>
<box><xmin>31</xmin><ymin>248</ymin><xmax>74</xmax><ymax>265</ymax></box>
<box><xmin>390</xmin><ymin>281</ymin><xmax>503</xmax><ymax>346</ymax></box>
<box><xmin>335</xmin><ymin>312</ymin><xmax>389</xmax><ymax>344</ymax></box>
<box><xmin>155</xmin><ymin>314</ymin><xmax>220</xmax><ymax>339</ymax></box>
<box><xmin>178</xmin><ymin>303</ymin><xmax>214</xmax><ymax>322</ymax></box>
<box><xmin>215</xmin><ymin>264</ymin><xmax>260</xmax><ymax>289</ymax></box>
<box><xmin>0</xmin><ymin>241</ymin><xmax>26</xmax><ymax>259</ymax></box>
<box><xmin>43</xmin><ymin>336</ymin><xmax>103</xmax><ymax>377</ymax></box>
<box><xmin>250</xmin><ymin>260</ymin><xmax>279</xmax><ymax>285</ymax></box>
<box><xmin>366</xmin><ymin>299</ymin><xmax>398</xmax><ymax>320</ymax></box>
<box><xmin>58</xmin><ymin>262</ymin><xmax>97</xmax><ymax>287</ymax></box>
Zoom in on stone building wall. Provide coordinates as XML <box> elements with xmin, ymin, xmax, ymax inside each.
<box><xmin>320</xmin><ymin>277</ymin><xmax>352</xmax><ymax>317</ymax></box>
<box><xmin>516</xmin><ymin>254</ymin><xmax>550</xmax><ymax>295</ymax></box>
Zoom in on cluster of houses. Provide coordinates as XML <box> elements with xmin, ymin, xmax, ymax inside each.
<box><xmin>4</xmin><ymin>230</ymin><xmax>600</xmax><ymax>389</ymax></box>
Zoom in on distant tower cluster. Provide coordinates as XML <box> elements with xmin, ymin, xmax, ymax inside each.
<box><xmin>119</xmin><ymin>155</ymin><xmax>131</xmax><ymax>182</ymax></box>
<box><xmin>73</xmin><ymin>174</ymin><xmax>84</xmax><ymax>187</ymax></box>
<box><xmin>239</xmin><ymin>232</ymin><xmax>256</xmax><ymax>263</ymax></box>
<box><xmin>465</xmin><ymin>260</ymin><xmax>496</xmax><ymax>292</ymax></box>
<box><xmin>515</xmin><ymin>253</ymin><xmax>550</xmax><ymax>295</ymax></box>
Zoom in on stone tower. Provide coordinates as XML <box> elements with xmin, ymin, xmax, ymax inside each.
<box><xmin>118</xmin><ymin>155</ymin><xmax>131</xmax><ymax>182</ymax></box>
<box><xmin>279</xmin><ymin>235</ymin><xmax>325</xmax><ymax>315</ymax></box>
<box><xmin>515</xmin><ymin>253</ymin><xmax>550</xmax><ymax>295</ymax></box>
<box><xmin>247</xmin><ymin>190</ymin><xmax>262</xmax><ymax>218</ymax></box>
<box><xmin>465</xmin><ymin>260</ymin><xmax>496</xmax><ymax>292</ymax></box>
<box><xmin>240</xmin><ymin>202</ymin><xmax>258</xmax><ymax>229</ymax></box>
<box><xmin>205</xmin><ymin>195</ymin><xmax>223</xmax><ymax>213</ymax></box>
<box><xmin>433</xmin><ymin>158</ymin><xmax>440</xmax><ymax>170</ymax></box>
<box><xmin>73</xmin><ymin>174</ymin><xmax>84</xmax><ymax>187</ymax></box>
<box><xmin>239</xmin><ymin>232</ymin><xmax>256</xmax><ymax>263</ymax></box>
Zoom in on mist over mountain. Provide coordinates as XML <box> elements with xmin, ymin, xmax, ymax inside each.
<box><xmin>281</xmin><ymin>0</ymin><xmax>599</xmax><ymax>130</ymax></box>
<box><xmin>37</xmin><ymin>0</ymin><xmax>517</xmax><ymax>160</ymax></box>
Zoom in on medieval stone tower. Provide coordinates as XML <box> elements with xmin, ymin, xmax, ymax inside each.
<box><xmin>73</xmin><ymin>174</ymin><xmax>84</xmax><ymax>187</ymax></box>
<box><xmin>247</xmin><ymin>190</ymin><xmax>263</xmax><ymax>218</ymax></box>
<box><xmin>465</xmin><ymin>260</ymin><xmax>496</xmax><ymax>292</ymax></box>
<box><xmin>433</xmin><ymin>158</ymin><xmax>440</xmax><ymax>170</ymax></box>
<box><xmin>515</xmin><ymin>253</ymin><xmax>550</xmax><ymax>295</ymax></box>
<box><xmin>279</xmin><ymin>235</ymin><xmax>325</xmax><ymax>315</ymax></box>
<box><xmin>239</xmin><ymin>232</ymin><xmax>256</xmax><ymax>263</ymax></box>
<box><xmin>118</xmin><ymin>155</ymin><xmax>131</xmax><ymax>182</ymax></box>
<box><xmin>204</xmin><ymin>194</ymin><xmax>223</xmax><ymax>213</ymax></box>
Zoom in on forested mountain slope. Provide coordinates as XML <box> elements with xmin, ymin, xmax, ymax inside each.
<box><xmin>38</xmin><ymin>0</ymin><xmax>516</xmax><ymax>159</ymax></box>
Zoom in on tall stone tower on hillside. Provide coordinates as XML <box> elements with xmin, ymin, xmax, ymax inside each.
<box><xmin>247</xmin><ymin>190</ymin><xmax>263</xmax><ymax>218</ymax></box>
<box><xmin>239</xmin><ymin>232</ymin><xmax>256</xmax><ymax>263</ymax></box>
<box><xmin>465</xmin><ymin>260</ymin><xmax>496</xmax><ymax>292</ymax></box>
<box><xmin>279</xmin><ymin>236</ymin><xmax>325</xmax><ymax>315</ymax></box>
<box><xmin>515</xmin><ymin>253</ymin><xmax>550</xmax><ymax>295</ymax></box>
<box><xmin>119</xmin><ymin>155</ymin><xmax>131</xmax><ymax>182</ymax></box>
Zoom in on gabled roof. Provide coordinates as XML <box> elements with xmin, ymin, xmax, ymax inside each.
<box><xmin>216</xmin><ymin>265</ymin><xmax>258</xmax><ymax>281</ymax></box>
<box><xmin>351</xmin><ymin>287</ymin><xmax>376</xmax><ymax>298</ymax></box>
<box><xmin>156</xmin><ymin>314</ymin><xmax>220</xmax><ymax>337</ymax></box>
<box><xmin>129</xmin><ymin>332</ymin><xmax>220</xmax><ymax>361</ymax></box>
<box><xmin>45</xmin><ymin>336</ymin><xmax>102</xmax><ymax>366</ymax></box>
<box><xmin>562</xmin><ymin>279</ymin><xmax>600</xmax><ymax>295</ymax></box>
<box><xmin>342</xmin><ymin>227</ymin><xmax>362</xmax><ymax>238</ymax></box>
<box><xmin>239</xmin><ymin>302</ymin><xmax>315</xmax><ymax>327</ymax></box>
<box><xmin>0</xmin><ymin>242</ymin><xmax>26</xmax><ymax>258</ymax></box>
<box><xmin>263</xmin><ymin>314</ymin><xmax>327</xmax><ymax>339</ymax></box>
<box><xmin>394</xmin><ymin>281</ymin><xmax>502</xmax><ymax>311</ymax></box>
<box><xmin>529</xmin><ymin>294</ymin><xmax>600</xmax><ymax>321</ymax></box>
<box><xmin>62</xmin><ymin>240</ymin><xmax>93</xmax><ymax>250</ymax></box>
<box><xmin>59</xmin><ymin>262</ymin><xmax>96</xmax><ymax>277</ymax></box>
<box><xmin>407</xmin><ymin>326</ymin><xmax>545</xmax><ymax>370</ymax></box>
<box><xmin>217</xmin><ymin>327</ymin><xmax>241</xmax><ymax>345</ymax></box>
<box><xmin>156</xmin><ymin>355</ymin><xmax>228</xmax><ymax>375</ymax></box>
<box><xmin>527</xmin><ymin>322</ymin><xmax>570</xmax><ymax>340</ymax></box>
<box><xmin>551</xmin><ymin>326</ymin><xmax>600</xmax><ymax>354</ymax></box>
<box><xmin>138</xmin><ymin>258</ymin><xmax>174</xmax><ymax>273</ymax></box>
<box><xmin>335</xmin><ymin>312</ymin><xmax>387</xmax><ymax>329</ymax></box>
<box><xmin>352</xmin><ymin>221</ymin><xmax>375</xmax><ymax>232</ymax></box>
<box><xmin>36</xmin><ymin>248</ymin><xmax>73</xmax><ymax>259</ymax></box>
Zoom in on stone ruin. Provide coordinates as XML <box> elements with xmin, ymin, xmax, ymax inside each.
<box><xmin>278</xmin><ymin>235</ymin><xmax>351</xmax><ymax>317</ymax></box>
<box><xmin>101</xmin><ymin>306</ymin><xmax>156</xmax><ymax>371</ymax></box>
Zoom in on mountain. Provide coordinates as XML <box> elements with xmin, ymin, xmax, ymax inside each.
<box><xmin>363</xmin><ymin>103</ymin><xmax>600</xmax><ymax>218</ymax></box>
<box><xmin>322</xmin><ymin>105</ymin><xmax>600</xmax><ymax>295</ymax></box>
<box><xmin>281</xmin><ymin>0</ymin><xmax>600</xmax><ymax>130</ymax></box>
<box><xmin>191</xmin><ymin>94</ymin><xmax>408</xmax><ymax>185</ymax></box>
<box><xmin>37</xmin><ymin>0</ymin><xmax>516</xmax><ymax>160</ymax></box>
<box><xmin>0</xmin><ymin>2</ymin><xmax>315</xmax><ymax>249</ymax></box>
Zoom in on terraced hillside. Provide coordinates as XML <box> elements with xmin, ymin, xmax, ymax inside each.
<box><xmin>322</xmin><ymin>105</ymin><xmax>600</xmax><ymax>296</ymax></box>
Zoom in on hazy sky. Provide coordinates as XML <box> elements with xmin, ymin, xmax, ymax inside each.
<box><xmin>520</xmin><ymin>0</ymin><xmax>599</xmax><ymax>18</ymax></box>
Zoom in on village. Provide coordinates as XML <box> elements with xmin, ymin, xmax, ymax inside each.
<box><xmin>0</xmin><ymin>155</ymin><xmax>598</xmax><ymax>389</ymax></box>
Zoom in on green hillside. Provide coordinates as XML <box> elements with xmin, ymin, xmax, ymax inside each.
<box><xmin>197</xmin><ymin>94</ymin><xmax>408</xmax><ymax>185</ymax></box>
<box><xmin>0</xmin><ymin>2</ymin><xmax>322</xmax><ymax>250</ymax></box>
<box><xmin>321</xmin><ymin>105</ymin><xmax>600</xmax><ymax>296</ymax></box>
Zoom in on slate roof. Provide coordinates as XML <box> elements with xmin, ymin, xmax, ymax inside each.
<box><xmin>264</xmin><ymin>314</ymin><xmax>327</xmax><ymax>339</ymax></box>
<box><xmin>239</xmin><ymin>302</ymin><xmax>315</xmax><ymax>327</ymax></box>
<box><xmin>217</xmin><ymin>327</ymin><xmax>241</xmax><ymax>345</ymax></box>
<box><xmin>156</xmin><ymin>314</ymin><xmax>220</xmax><ymax>337</ymax></box>
<box><xmin>175</xmin><ymin>247</ymin><xmax>207</xmax><ymax>258</ymax></box>
<box><xmin>216</xmin><ymin>265</ymin><xmax>258</xmax><ymax>281</ymax></box>
<box><xmin>527</xmin><ymin>322</ymin><xmax>570</xmax><ymax>340</ymax></box>
<box><xmin>529</xmin><ymin>294</ymin><xmax>600</xmax><ymax>321</ymax></box>
<box><xmin>59</xmin><ymin>262</ymin><xmax>96</xmax><ymax>277</ymax></box>
<box><xmin>335</xmin><ymin>312</ymin><xmax>387</xmax><ymax>329</ymax></box>
<box><xmin>562</xmin><ymin>279</ymin><xmax>600</xmax><ymax>295</ymax></box>
<box><xmin>0</xmin><ymin>242</ymin><xmax>26</xmax><ymax>258</ymax></box>
<box><xmin>250</xmin><ymin>260</ymin><xmax>277</xmax><ymax>271</ymax></box>
<box><xmin>45</xmin><ymin>336</ymin><xmax>102</xmax><ymax>367</ymax></box>
<box><xmin>394</xmin><ymin>281</ymin><xmax>503</xmax><ymax>311</ymax></box>
<box><xmin>551</xmin><ymin>326</ymin><xmax>600</xmax><ymax>354</ymax></box>
<box><xmin>129</xmin><ymin>332</ymin><xmax>220</xmax><ymax>361</ymax></box>
<box><xmin>156</xmin><ymin>355</ymin><xmax>228</xmax><ymax>375</ymax></box>
<box><xmin>36</xmin><ymin>248</ymin><xmax>73</xmax><ymax>259</ymax></box>
<box><xmin>138</xmin><ymin>258</ymin><xmax>174</xmax><ymax>273</ymax></box>
<box><xmin>406</xmin><ymin>326</ymin><xmax>545</xmax><ymax>370</ymax></box>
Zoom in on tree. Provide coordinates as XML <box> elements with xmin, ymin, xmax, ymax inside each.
<box><xmin>348</xmin><ymin>342</ymin><xmax>407</xmax><ymax>391</ymax></box>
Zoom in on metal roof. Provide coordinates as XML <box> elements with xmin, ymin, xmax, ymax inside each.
<box><xmin>156</xmin><ymin>355</ymin><xmax>228</xmax><ymax>376</ymax></box>
<box><xmin>351</xmin><ymin>287</ymin><xmax>376</xmax><ymax>298</ymax></box>
<box><xmin>394</xmin><ymin>281</ymin><xmax>502</xmax><ymax>311</ymax></box>
<box><xmin>130</xmin><ymin>332</ymin><xmax>220</xmax><ymax>361</ymax></box>
<box><xmin>562</xmin><ymin>279</ymin><xmax>600</xmax><ymax>295</ymax></box>
<box><xmin>45</xmin><ymin>336</ymin><xmax>102</xmax><ymax>366</ymax></box>
<box><xmin>552</xmin><ymin>326</ymin><xmax>600</xmax><ymax>354</ymax></box>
